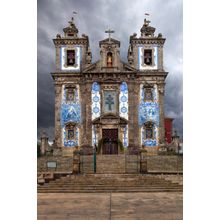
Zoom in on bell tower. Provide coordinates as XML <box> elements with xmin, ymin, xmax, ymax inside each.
<box><xmin>99</xmin><ymin>29</ymin><xmax>121</xmax><ymax>71</ymax></box>
<box><xmin>51</xmin><ymin>16</ymin><xmax>92</xmax><ymax>149</ymax></box>
<box><xmin>53</xmin><ymin>16</ymin><xmax>92</xmax><ymax>72</ymax></box>
<box><xmin>127</xmin><ymin>18</ymin><xmax>165</xmax><ymax>71</ymax></box>
<box><xmin>127</xmin><ymin>16</ymin><xmax>168</xmax><ymax>148</ymax></box>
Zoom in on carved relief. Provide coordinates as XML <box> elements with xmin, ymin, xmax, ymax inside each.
<box><xmin>158</xmin><ymin>83</ymin><xmax>165</xmax><ymax>95</ymax></box>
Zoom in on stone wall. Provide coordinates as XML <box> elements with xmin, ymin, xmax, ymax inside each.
<box><xmin>146</xmin><ymin>155</ymin><xmax>183</xmax><ymax>172</ymax></box>
<box><xmin>38</xmin><ymin>155</ymin><xmax>183</xmax><ymax>173</ymax></box>
<box><xmin>37</xmin><ymin>156</ymin><xmax>73</xmax><ymax>172</ymax></box>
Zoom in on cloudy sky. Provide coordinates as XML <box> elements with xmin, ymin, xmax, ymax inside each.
<box><xmin>37</xmin><ymin>0</ymin><xmax>183</xmax><ymax>141</ymax></box>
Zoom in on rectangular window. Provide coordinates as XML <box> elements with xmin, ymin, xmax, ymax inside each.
<box><xmin>67</xmin><ymin>49</ymin><xmax>75</xmax><ymax>66</ymax></box>
<box><xmin>144</xmin><ymin>49</ymin><xmax>152</xmax><ymax>65</ymax></box>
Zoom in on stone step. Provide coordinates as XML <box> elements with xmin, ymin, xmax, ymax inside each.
<box><xmin>39</xmin><ymin>185</ymin><xmax>182</xmax><ymax>190</ymax></box>
<box><xmin>48</xmin><ymin>182</ymin><xmax>179</xmax><ymax>186</ymax></box>
<box><xmin>38</xmin><ymin>173</ymin><xmax>182</xmax><ymax>193</ymax></box>
<box><xmin>38</xmin><ymin>188</ymin><xmax>183</xmax><ymax>193</ymax></box>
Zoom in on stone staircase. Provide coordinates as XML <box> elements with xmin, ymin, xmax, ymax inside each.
<box><xmin>96</xmin><ymin>155</ymin><xmax>125</xmax><ymax>173</ymax></box>
<box><xmin>80</xmin><ymin>155</ymin><xmax>140</xmax><ymax>174</ymax></box>
<box><xmin>37</xmin><ymin>174</ymin><xmax>183</xmax><ymax>193</ymax></box>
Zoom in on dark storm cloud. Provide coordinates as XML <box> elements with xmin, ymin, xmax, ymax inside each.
<box><xmin>37</xmin><ymin>0</ymin><xmax>183</xmax><ymax>140</ymax></box>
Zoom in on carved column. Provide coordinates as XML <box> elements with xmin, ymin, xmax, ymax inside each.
<box><xmin>54</xmin><ymin>83</ymin><xmax>62</xmax><ymax>148</ymax></box>
<box><xmin>158</xmin><ymin>83</ymin><xmax>165</xmax><ymax>144</ymax></box>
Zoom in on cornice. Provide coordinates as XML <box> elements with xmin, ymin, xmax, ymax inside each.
<box><xmin>130</xmin><ymin>38</ymin><xmax>166</xmax><ymax>45</ymax></box>
<box><xmin>53</xmin><ymin>38</ymin><xmax>88</xmax><ymax>46</ymax></box>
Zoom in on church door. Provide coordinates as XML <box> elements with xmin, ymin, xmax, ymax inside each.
<box><xmin>102</xmin><ymin>129</ymin><xmax>118</xmax><ymax>154</ymax></box>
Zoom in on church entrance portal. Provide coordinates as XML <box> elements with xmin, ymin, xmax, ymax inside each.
<box><xmin>102</xmin><ymin>129</ymin><xmax>118</xmax><ymax>154</ymax></box>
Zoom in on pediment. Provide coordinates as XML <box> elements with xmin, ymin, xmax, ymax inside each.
<box><xmin>92</xmin><ymin>113</ymin><xmax>128</xmax><ymax>125</ymax></box>
<box><xmin>122</xmin><ymin>62</ymin><xmax>137</xmax><ymax>71</ymax></box>
<box><xmin>83</xmin><ymin>61</ymin><xmax>99</xmax><ymax>72</ymax></box>
<box><xmin>83</xmin><ymin>60</ymin><xmax>137</xmax><ymax>73</ymax></box>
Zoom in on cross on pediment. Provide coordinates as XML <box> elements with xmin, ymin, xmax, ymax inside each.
<box><xmin>105</xmin><ymin>28</ymin><xmax>114</xmax><ymax>43</ymax></box>
<box><xmin>105</xmin><ymin>94</ymin><xmax>114</xmax><ymax>111</ymax></box>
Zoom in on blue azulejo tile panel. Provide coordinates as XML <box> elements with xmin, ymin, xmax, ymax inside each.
<box><xmin>91</xmin><ymin>82</ymin><xmax>101</xmax><ymax>120</ymax></box>
<box><xmin>61</xmin><ymin>85</ymin><xmax>81</xmax><ymax>147</ymax></box>
<box><xmin>143</xmin><ymin>139</ymin><xmax>157</xmax><ymax>146</ymax></box>
<box><xmin>119</xmin><ymin>82</ymin><xmax>128</xmax><ymax>120</ymax></box>
<box><xmin>140</xmin><ymin>84</ymin><xmax>158</xmax><ymax>102</ymax></box>
<box><xmin>122</xmin><ymin>125</ymin><xmax>129</xmax><ymax>147</ymax></box>
<box><xmin>61</xmin><ymin>103</ymin><xmax>81</xmax><ymax>127</ymax></box>
<box><xmin>141</xmin><ymin>125</ymin><xmax>158</xmax><ymax>147</ymax></box>
<box><xmin>138</xmin><ymin>102</ymin><xmax>159</xmax><ymax>126</ymax></box>
<box><xmin>92</xmin><ymin>125</ymin><xmax>98</xmax><ymax>146</ymax></box>
<box><xmin>139</xmin><ymin>84</ymin><xmax>159</xmax><ymax>147</ymax></box>
<box><xmin>63</xmin><ymin>126</ymin><xmax>79</xmax><ymax>147</ymax></box>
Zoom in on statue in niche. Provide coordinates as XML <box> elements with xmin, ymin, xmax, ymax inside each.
<box><xmin>66</xmin><ymin>87</ymin><xmax>75</xmax><ymax>102</ymax></box>
<box><xmin>65</xmin><ymin>123</ymin><xmax>75</xmax><ymax>140</ymax></box>
<box><xmin>145</xmin><ymin>121</ymin><xmax>154</xmax><ymax>139</ymax></box>
<box><xmin>107</xmin><ymin>52</ymin><xmax>113</xmax><ymax>67</ymax></box>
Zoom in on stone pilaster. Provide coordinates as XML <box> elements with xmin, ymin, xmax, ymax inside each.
<box><xmin>158</xmin><ymin>83</ymin><xmax>165</xmax><ymax>144</ymax></box>
<box><xmin>54</xmin><ymin>83</ymin><xmax>62</xmax><ymax>148</ymax></box>
<box><xmin>80</xmin><ymin>82</ymin><xmax>92</xmax><ymax>146</ymax></box>
<box><xmin>128</xmin><ymin>81</ymin><xmax>139</xmax><ymax>147</ymax></box>
<box><xmin>79</xmin><ymin>82</ymin><xmax>87</xmax><ymax>145</ymax></box>
<box><xmin>158</xmin><ymin>45</ymin><xmax>163</xmax><ymax>71</ymax></box>
<box><xmin>55</xmin><ymin>46</ymin><xmax>60</xmax><ymax>71</ymax></box>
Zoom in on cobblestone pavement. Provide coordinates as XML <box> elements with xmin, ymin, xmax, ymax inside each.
<box><xmin>38</xmin><ymin>192</ymin><xmax>182</xmax><ymax>220</ymax></box>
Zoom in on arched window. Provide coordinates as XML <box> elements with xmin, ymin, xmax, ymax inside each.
<box><xmin>107</xmin><ymin>52</ymin><xmax>113</xmax><ymax>67</ymax></box>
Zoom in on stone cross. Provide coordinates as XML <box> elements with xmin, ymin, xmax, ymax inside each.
<box><xmin>105</xmin><ymin>94</ymin><xmax>114</xmax><ymax>110</ymax></box>
<box><xmin>105</xmin><ymin>28</ymin><xmax>114</xmax><ymax>43</ymax></box>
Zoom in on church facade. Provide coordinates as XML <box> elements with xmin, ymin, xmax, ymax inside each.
<box><xmin>51</xmin><ymin>17</ymin><xmax>168</xmax><ymax>154</ymax></box>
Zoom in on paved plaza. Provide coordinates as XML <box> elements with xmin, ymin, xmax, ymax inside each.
<box><xmin>38</xmin><ymin>192</ymin><xmax>183</xmax><ymax>220</ymax></box>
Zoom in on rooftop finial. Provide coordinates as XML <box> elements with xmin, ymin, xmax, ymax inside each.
<box><xmin>144</xmin><ymin>12</ymin><xmax>151</xmax><ymax>25</ymax></box>
<box><xmin>73</xmin><ymin>11</ymin><xmax>77</xmax><ymax>16</ymax></box>
<box><xmin>68</xmin><ymin>11</ymin><xmax>77</xmax><ymax>26</ymax></box>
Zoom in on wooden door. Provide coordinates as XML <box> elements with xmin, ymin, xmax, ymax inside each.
<box><xmin>102</xmin><ymin>129</ymin><xmax>118</xmax><ymax>154</ymax></box>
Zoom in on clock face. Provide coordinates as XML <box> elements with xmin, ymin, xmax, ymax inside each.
<box><xmin>61</xmin><ymin>46</ymin><xmax>81</xmax><ymax>71</ymax></box>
